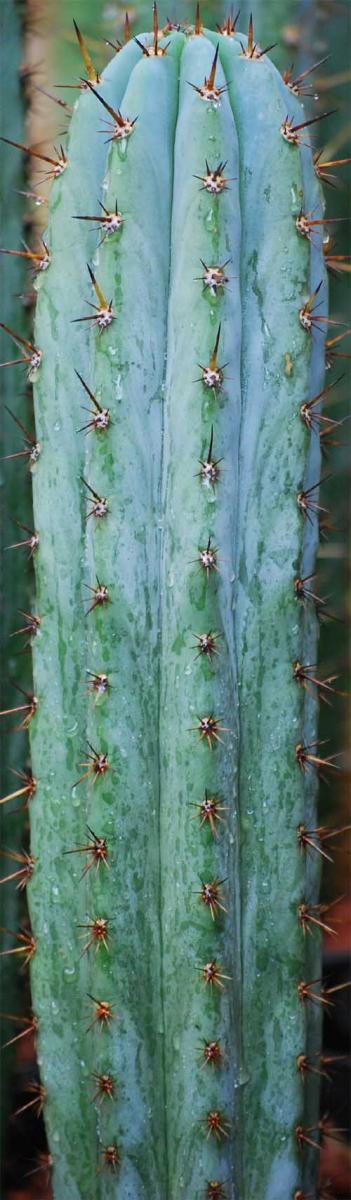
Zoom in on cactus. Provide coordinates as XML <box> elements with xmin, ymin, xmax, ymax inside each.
<box><xmin>1</xmin><ymin>10</ymin><xmax>346</xmax><ymax>1200</ymax></box>
<box><xmin>315</xmin><ymin>0</ymin><xmax>351</xmax><ymax>714</ymax></box>
<box><xmin>0</xmin><ymin>0</ymin><xmax>34</xmax><ymax>1146</ymax></box>
<box><xmin>238</xmin><ymin>0</ymin><xmax>301</xmax><ymax>71</ymax></box>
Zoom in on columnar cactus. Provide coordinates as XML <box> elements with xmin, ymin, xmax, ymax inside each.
<box><xmin>238</xmin><ymin>0</ymin><xmax>300</xmax><ymax>71</ymax></box>
<box><xmin>1</xmin><ymin>10</ymin><xmax>346</xmax><ymax>1200</ymax></box>
<box><xmin>0</xmin><ymin>0</ymin><xmax>33</xmax><ymax>1140</ymax></box>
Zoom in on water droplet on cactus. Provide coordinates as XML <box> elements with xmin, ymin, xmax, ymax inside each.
<box><xmin>64</xmin><ymin>965</ymin><xmax>76</xmax><ymax>979</ymax></box>
<box><xmin>66</xmin><ymin>720</ymin><xmax>78</xmax><ymax>736</ymax></box>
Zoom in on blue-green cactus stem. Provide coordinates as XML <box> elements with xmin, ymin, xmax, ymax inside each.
<box><xmin>213</xmin><ymin>33</ymin><xmax>326</xmax><ymax>1200</ymax></box>
<box><xmin>28</xmin><ymin>43</ymin><xmax>140</xmax><ymax>1200</ymax></box>
<box><xmin>82</xmin><ymin>32</ymin><xmax>185</xmax><ymax>1200</ymax></box>
<box><xmin>159</xmin><ymin>37</ymin><xmax>242</xmax><ymax>1200</ymax></box>
<box><xmin>10</xmin><ymin>17</ymin><xmax>331</xmax><ymax>1200</ymax></box>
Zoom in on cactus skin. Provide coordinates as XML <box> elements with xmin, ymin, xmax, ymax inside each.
<box><xmin>159</xmin><ymin>37</ymin><xmax>242</xmax><ymax>1197</ymax></box>
<box><xmin>212</xmin><ymin>33</ymin><xmax>325</xmax><ymax>1200</ymax></box>
<box><xmin>27</xmin><ymin>40</ymin><xmax>141</xmax><ymax>1200</ymax></box>
<box><xmin>83</xmin><ymin>33</ymin><xmax>185</xmax><ymax>1199</ymax></box>
<box><xmin>1</xmin><ymin>17</ymin><xmax>331</xmax><ymax>1200</ymax></box>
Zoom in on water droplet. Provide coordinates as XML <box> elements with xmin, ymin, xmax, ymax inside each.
<box><xmin>64</xmin><ymin>965</ymin><xmax>76</xmax><ymax>978</ymax></box>
<box><xmin>118</xmin><ymin>139</ymin><xmax>128</xmax><ymax>161</ymax></box>
<box><xmin>71</xmin><ymin>787</ymin><xmax>80</xmax><ymax>808</ymax></box>
<box><xmin>66</xmin><ymin>720</ymin><xmax>78</xmax><ymax>737</ymax></box>
<box><xmin>114</xmin><ymin>372</ymin><xmax>123</xmax><ymax>400</ymax></box>
<box><xmin>234</xmin><ymin>1065</ymin><xmax>250</xmax><ymax>1087</ymax></box>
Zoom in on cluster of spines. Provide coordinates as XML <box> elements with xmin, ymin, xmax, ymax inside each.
<box><xmin>278</xmin><ymin>25</ymin><xmax>350</xmax><ymax>1184</ymax></box>
<box><xmin>0</xmin><ymin>10</ymin><xmax>134</xmax><ymax>1187</ymax></box>
<box><xmin>183</xmin><ymin>15</ymin><xmax>351</xmax><ymax>1194</ymax></box>
<box><xmin>185</xmin><ymin>18</ymin><xmax>350</xmax><ymax>1195</ymax></box>
<box><xmin>0</xmin><ymin>5</ymin><xmax>47</xmax><ymax>1167</ymax></box>
<box><xmin>0</xmin><ymin>7</ymin><xmax>350</xmax><ymax>1198</ymax></box>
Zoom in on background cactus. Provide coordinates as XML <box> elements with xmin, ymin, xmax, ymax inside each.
<box><xmin>1</xmin><ymin>8</ymin><xmax>348</xmax><ymax>1200</ymax></box>
<box><xmin>312</xmin><ymin>5</ymin><xmax>351</xmax><ymax>1173</ymax></box>
<box><xmin>0</xmin><ymin>0</ymin><xmax>34</xmax><ymax>1152</ymax></box>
